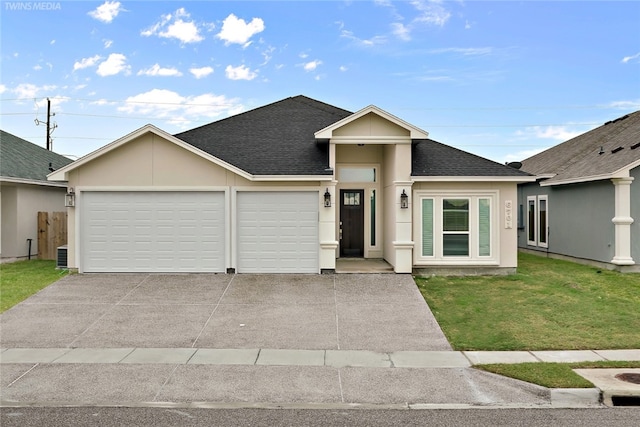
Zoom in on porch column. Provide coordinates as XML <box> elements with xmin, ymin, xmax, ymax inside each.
<box><xmin>319</xmin><ymin>183</ymin><xmax>339</xmax><ymax>273</ymax></box>
<box><xmin>611</xmin><ymin>177</ymin><xmax>635</xmax><ymax>265</ymax></box>
<box><xmin>392</xmin><ymin>182</ymin><xmax>414</xmax><ymax>273</ymax></box>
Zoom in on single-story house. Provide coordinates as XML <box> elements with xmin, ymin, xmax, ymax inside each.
<box><xmin>1</xmin><ymin>130</ymin><xmax>73</xmax><ymax>261</ymax></box>
<box><xmin>517</xmin><ymin>110</ymin><xmax>639</xmax><ymax>272</ymax></box>
<box><xmin>48</xmin><ymin>95</ymin><xmax>534</xmax><ymax>274</ymax></box>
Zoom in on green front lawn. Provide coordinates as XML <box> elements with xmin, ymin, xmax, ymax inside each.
<box><xmin>0</xmin><ymin>260</ymin><xmax>67</xmax><ymax>313</ymax></box>
<box><xmin>415</xmin><ymin>252</ymin><xmax>640</xmax><ymax>351</ymax></box>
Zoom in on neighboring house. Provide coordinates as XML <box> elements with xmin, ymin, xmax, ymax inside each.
<box><xmin>48</xmin><ymin>95</ymin><xmax>534</xmax><ymax>274</ymax></box>
<box><xmin>1</xmin><ymin>130</ymin><xmax>73</xmax><ymax>261</ymax></box>
<box><xmin>517</xmin><ymin>110</ymin><xmax>640</xmax><ymax>272</ymax></box>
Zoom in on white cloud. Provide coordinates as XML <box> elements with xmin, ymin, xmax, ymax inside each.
<box><xmin>50</xmin><ymin>39</ymin><xmax>55</xmax><ymax>45</ymax></box>
<box><xmin>217</xmin><ymin>14</ymin><xmax>265</xmax><ymax>46</ymax></box>
<box><xmin>190</xmin><ymin>66</ymin><xmax>214</xmax><ymax>79</ymax></box>
<box><xmin>103</xmin><ymin>39</ymin><xmax>113</xmax><ymax>48</ymax></box>
<box><xmin>12</xmin><ymin>83</ymin><xmax>57</xmax><ymax>99</ymax></box>
<box><xmin>0</xmin><ymin>84</ymin><xmax>6</xmax><ymax>94</ymax></box>
<box><xmin>411</xmin><ymin>0</ymin><xmax>451</xmax><ymax>27</ymax></box>
<box><xmin>225</xmin><ymin>64</ymin><xmax>257</xmax><ymax>80</ymax></box>
<box><xmin>340</xmin><ymin>30</ymin><xmax>387</xmax><ymax>47</ymax></box>
<box><xmin>137</xmin><ymin>64</ymin><xmax>183</xmax><ymax>77</ymax></box>
<box><xmin>429</xmin><ymin>47</ymin><xmax>493</xmax><ymax>56</ymax></box>
<box><xmin>303</xmin><ymin>60</ymin><xmax>322</xmax><ymax>72</ymax></box>
<box><xmin>96</xmin><ymin>53</ymin><xmax>130</xmax><ymax>76</ymax></box>
<box><xmin>33</xmin><ymin>64</ymin><xmax>43</xmax><ymax>71</ymax></box>
<box><xmin>73</xmin><ymin>55</ymin><xmax>102</xmax><ymax>71</ymax></box>
<box><xmin>88</xmin><ymin>1</ymin><xmax>124</xmax><ymax>23</ymax></box>
<box><xmin>141</xmin><ymin>8</ymin><xmax>205</xmax><ymax>44</ymax></box>
<box><xmin>515</xmin><ymin>126</ymin><xmax>583</xmax><ymax>142</ymax></box>
<box><xmin>339</xmin><ymin>65</ymin><xmax>348</xmax><ymax>72</ymax></box>
<box><xmin>607</xmin><ymin>99</ymin><xmax>640</xmax><ymax>109</ymax></box>
<box><xmin>117</xmin><ymin>89</ymin><xmax>245</xmax><ymax>127</ymax></box>
<box><xmin>391</xmin><ymin>23</ymin><xmax>411</xmax><ymax>41</ymax></box>
<box><xmin>621</xmin><ymin>52</ymin><xmax>640</xmax><ymax>64</ymax></box>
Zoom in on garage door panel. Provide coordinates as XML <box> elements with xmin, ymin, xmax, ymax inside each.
<box><xmin>82</xmin><ymin>191</ymin><xmax>225</xmax><ymax>273</ymax></box>
<box><xmin>237</xmin><ymin>191</ymin><xmax>318</xmax><ymax>273</ymax></box>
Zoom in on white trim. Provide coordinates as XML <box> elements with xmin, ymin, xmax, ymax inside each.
<box><xmin>527</xmin><ymin>196</ymin><xmax>537</xmax><ymax>247</ymax></box>
<box><xmin>540</xmin><ymin>160</ymin><xmax>640</xmax><ymax>187</ymax></box>
<box><xmin>329</xmin><ymin>136</ymin><xmax>412</xmax><ymax>145</ymax></box>
<box><xmin>413</xmin><ymin>190</ymin><xmax>499</xmax><ymax>266</ymax></box>
<box><xmin>315</xmin><ymin>105</ymin><xmax>429</xmax><ymax>139</ymax></box>
<box><xmin>1</xmin><ymin>176</ymin><xmax>67</xmax><ymax>188</ymax></box>
<box><xmin>412</xmin><ymin>176</ymin><xmax>536</xmax><ymax>183</ymax></box>
<box><xmin>538</xmin><ymin>195</ymin><xmax>549</xmax><ymax>249</ymax></box>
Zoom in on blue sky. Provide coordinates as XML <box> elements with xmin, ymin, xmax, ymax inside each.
<box><xmin>1</xmin><ymin>0</ymin><xmax>639</xmax><ymax>164</ymax></box>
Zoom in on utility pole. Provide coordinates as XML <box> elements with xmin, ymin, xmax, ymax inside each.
<box><xmin>46</xmin><ymin>98</ymin><xmax>51</xmax><ymax>150</ymax></box>
<box><xmin>35</xmin><ymin>97</ymin><xmax>57</xmax><ymax>151</ymax></box>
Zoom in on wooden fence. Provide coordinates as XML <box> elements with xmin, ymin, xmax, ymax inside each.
<box><xmin>37</xmin><ymin>211</ymin><xmax>67</xmax><ymax>260</ymax></box>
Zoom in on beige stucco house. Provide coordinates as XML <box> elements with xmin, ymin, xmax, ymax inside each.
<box><xmin>48</xmin><ymin>96</ymin><xmax>534</xmax><ymax>274</ymax></box>
<box><xmin>1</xmin><ymin>130</ymin><xmax>73</xmax><ymax>261</ymax></box>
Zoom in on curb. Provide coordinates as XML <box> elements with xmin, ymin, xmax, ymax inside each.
<box><xmin>550</xmin><ymin>388</ymin><xmax>601</xmax><ymax>407</ymax></box>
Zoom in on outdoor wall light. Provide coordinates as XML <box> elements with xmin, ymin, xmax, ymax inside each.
<box><xmin>324</xmin><ymin>188</ymin><xmax>332</xmax><ymax>207</ymax></box>
<box><xmin>65</xmin><ymin>188</ymin><xmax>75</xmax><ymax>207</ymax></box>
<box><xmin>400</xmin><ymin>189</ymin><xmax>409</xmax><ymax>209</ymax></box>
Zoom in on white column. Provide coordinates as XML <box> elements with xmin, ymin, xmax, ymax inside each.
<box><xmin>611</xmin><ymin>177</ymin><xmax>635</xmax><ymax>265</ymax></box>
<box><xmin>392</xmin><ymin>182</ymin><xmax>414</xmax><ymax>273</ymax></box>
<box><xmin>319</xmin><ymin>183</ymin><xmax>339</xmax><ymax>272</ymax></box>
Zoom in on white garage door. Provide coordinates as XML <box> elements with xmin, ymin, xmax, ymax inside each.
<box><xmin>237</xmin><ymin>191</ymin><xmax>318</xmax><ymax>273</ymax></box>
<box><xmin>81</xmin><ymin>191</ymin><xmax>225</xmax><ymax>273</ymax></box>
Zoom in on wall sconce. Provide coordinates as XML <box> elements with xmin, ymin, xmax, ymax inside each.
<box><xmin>400</xmin><ymin>189</ymin><xmax>409</xmax><ymax>209</ymax></box>
<box><xmin>324</xmin><ymin>188</ymin><xmax>332</xmax><ymax>207</ymax></box>
<box><xmin>65</xmin><ymin>188</ymin><xmax>75</xmax><ymax>207</ymax></box>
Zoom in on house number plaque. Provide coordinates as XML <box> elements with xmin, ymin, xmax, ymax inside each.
<box><xmin>505</xmin><ymin>200</ymin><xmax>513</xmax><ymax>229</ymax></box>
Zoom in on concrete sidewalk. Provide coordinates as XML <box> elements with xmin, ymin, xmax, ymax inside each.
<box><xmin>2</xmin><ymin>347</ymin><xmax>640</xmax><ymax>367</ymax></box>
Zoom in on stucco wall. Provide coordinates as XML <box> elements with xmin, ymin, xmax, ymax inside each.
<box><xmin>65</xmin><ymin>132</ymin><xmax>325</xmax><ymax>269</ymax></box>
<box><xmin>413</xmin><ymin>181</ymin><xmax>519</xmax><ymax>268</ymax></box>
<box><xmin>0</xmin><ymin>183</ymin><xmax>67</xmax><ymax>259</ymax></box>
<box><xmin>333</xmin><ymin>113</ymin><xmax>409</xmax><ymax>137</ymax></box>
<box><xmin>552</xmin><ymin>181</ymin><xmax>615</xmax><ymax>263</ymax></box>
<box><xmin>631</xmin><ymin>166</ymin><xmax>639</xmax><ymax>263</ymax></box>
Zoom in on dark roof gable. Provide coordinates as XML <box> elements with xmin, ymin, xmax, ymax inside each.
<box><xmin>175</xmin><ymin>95</ymin><xmax>352</xmax><ymax>175</ymax></box>
<box><xmin>0</xmin><ymin>130</ymin><xmax>73</xmax><ymax>181</ymax></box>
<box><xmin>412</xmin><ymin>139</ymin><xmax>531</xmax><ymax>177</ymax></box>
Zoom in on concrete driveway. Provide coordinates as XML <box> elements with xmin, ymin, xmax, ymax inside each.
<box><xmin>0</xmin><ymin>273</ymin><xmax>451</xmax><ymax>351</ymax></box>
<box><xmin>0</xmin><ymin>274</ymin><xmax>557</xmax><ymax>408</ymax></box>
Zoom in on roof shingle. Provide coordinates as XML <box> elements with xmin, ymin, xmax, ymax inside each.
<box><xmin>521</xmin><ymin>110</ymin><xmax>640</xmax><ymax>183</ymax></box>
<box><xmin>0</xmin><ymin>130</ymin><xmax>73</xmax><ymax>182</ymax></box>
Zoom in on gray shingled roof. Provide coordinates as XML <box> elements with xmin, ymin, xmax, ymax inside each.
<box><xmin>521</xmin><ymin>110</ymin><xmax>640</xmax><ymax>184</ymax></box>
<box><xmin>412</xmin><ymin>139</ymin><xmax>531</xmax><ymax>177</ymax></box>
<box><xmin>0</xmin><ymin>130</ymin><xmax>73</xmax><ymax>182</ymax></box>
<box><xmin>175</xmin><ymin>95</ymin><xmax>530</xmax><ymax>178</ymax></box>
<box><xmin>175</xmin><ymin>95</ymin><xmax>352</xmax><ymax>175</ymax></box>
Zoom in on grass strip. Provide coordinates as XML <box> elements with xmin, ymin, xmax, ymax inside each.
<box><xmin>476</xmin><ymin>361</ymin><xmax>640</xmax><ymax>388</ymax></box>
<box><xmin>0</xmin><ymin>260</ymin><xmax>68</xmax><ymax>313</ymax></box>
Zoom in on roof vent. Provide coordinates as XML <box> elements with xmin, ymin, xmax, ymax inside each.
<box><xmin>605</xmin><ymin>114</ymin><xmax>630</xmax><ymax>125</ymax></box>
<box><xmin>611</xmin><ymin>146</ymin><xmax>624</xmax><ymax>154</ymax></box>
<box><xmin>506</xmin><ymin>161</ymin><xmax>522</xmax><ymax>169</ymax></box>
<box><xmin>599</xmin><ymin>146</ymin><xmax>605</xmax><ymax>155</ymax></box>
<box><xmin>631</xmin><ymin>142</ymin><xmax>640</xmax><ymax>150</ymax></box>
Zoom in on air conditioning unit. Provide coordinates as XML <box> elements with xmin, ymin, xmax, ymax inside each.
<box><xmin>56</xmin><ymin>245</ymin><xmax>68</xmax><ymax>269</ymax></box>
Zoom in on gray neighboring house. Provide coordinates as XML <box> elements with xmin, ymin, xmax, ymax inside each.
<box><xmin>0</xmin><ymin>130</ymin><xmax>73</xmax><ymax>261</ymax></box>
<box><xmin>517</xmin><ymin>111</ymin><xmax>640</xmax><ymax>272</ymax></box>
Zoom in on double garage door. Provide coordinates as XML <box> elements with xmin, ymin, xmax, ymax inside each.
<box><xmin>81</xmin><ymin>191</ymin><xmax>318</xmax><ymax>273</ymax></box>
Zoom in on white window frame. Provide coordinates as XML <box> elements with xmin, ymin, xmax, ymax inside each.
<box><xmin>527</xmin><ymin>195</ymin><xmax>548</xmax><ymax>248</ymax></box>
<box><xmin>415</xmin><ymin>191</ymin><xmax>498</xmax><ymax>265</ymax></box>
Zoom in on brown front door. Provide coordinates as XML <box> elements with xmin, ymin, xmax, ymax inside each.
<box><xmin>340</xmin><ymin>190</ymin><xmax>365</xmax><ymax>257</ymax></box>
